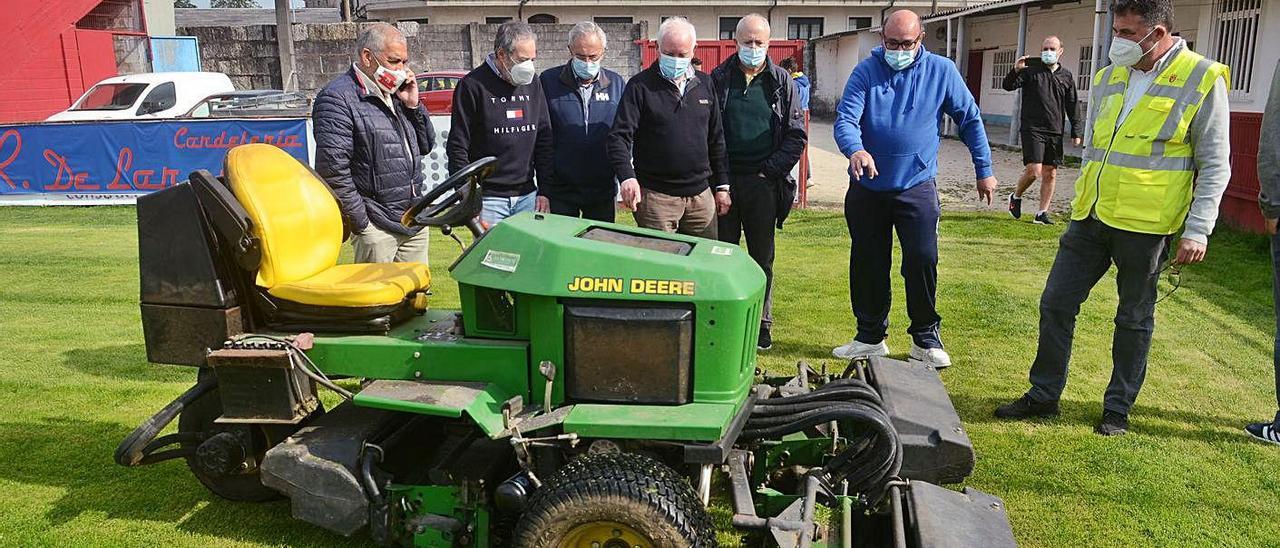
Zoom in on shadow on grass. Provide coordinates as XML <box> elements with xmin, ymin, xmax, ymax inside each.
<box><xmin>950</xmin><ymin>393</ymin><xmax>1252</xmax><ymax>443</ymax></box>
<box><xmin>0</xmin><ymin>417</ymin><xmax>363</xmax><ymax>546</ymax></box>
<box><xmin>62</xmin><ymin>345</ymin><xmax>193</xmax><ymax>383</ymax></box>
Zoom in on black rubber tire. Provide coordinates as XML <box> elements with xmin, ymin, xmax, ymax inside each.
<box><xmin>512</xmin><ymin>452</ymin><xmax>717</xmax><ymax>548</ymax></box>
<box><xmin>177</xmin><ymin>382</ymin><xmax>317</xmax><ymax>502</ymax></box>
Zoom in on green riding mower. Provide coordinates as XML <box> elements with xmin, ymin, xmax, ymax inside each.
<box><xmin>116</xmin><ymin>143</ymin><xmax>1017</xmax><ymax>547</ymax></box>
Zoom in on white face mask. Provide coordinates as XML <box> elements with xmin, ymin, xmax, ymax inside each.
<box><xmin>373</xmin><ymin>64</ymin><xmax>409</xmax><ymax>94</ymax></box>
<box><xmin>1108</xmin><ymin>27</ymin><xmax>1158</xmax><ymax>67</ymax></box>
<box><xmin>507</xmin><ymin>58</ymin><xmax>537</xmax><ymax>86</ymax></box>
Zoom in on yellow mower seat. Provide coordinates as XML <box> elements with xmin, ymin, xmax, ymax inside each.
<box><xmin>225</xmin><ymin>144</ymin><xmax>430</xmax><ymax>309</ymax></box>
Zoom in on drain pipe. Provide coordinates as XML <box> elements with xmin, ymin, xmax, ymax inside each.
<box><xmin>1083</xmin><ymin>0</ymin><xmax>1107</xmax><ymax>148</ymax></box>
<box><xmin>880</xmin><ymin>0</ymin><xmax>897</xmax><ymax>27</ymax></box>
<box><xmin>767</xmin><ymin>0</ymin><xmax>778</xmax><ymax>27</ymax></box>
<box><xmin>517</xmin><ymin>0</ymin><xmax>529</xmax><ymax>21</ymax></box>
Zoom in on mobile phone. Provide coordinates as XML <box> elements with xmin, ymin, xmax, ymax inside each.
<box><xmin>1026</xmin><ymin>56</ymin><xmax>1045</xmax><ymax>68</ymax></box>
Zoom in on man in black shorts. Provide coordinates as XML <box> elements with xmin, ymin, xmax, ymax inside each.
<box><xmin>1002</xmin><ymin>35</ymin><xmax>1081</xmax><ymax>225</ymax></box>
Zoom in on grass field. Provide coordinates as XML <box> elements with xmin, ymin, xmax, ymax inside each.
<box><xmin>3</xmin><ymin>205</ymin><xmax>1280</xmax><ymax>547</ymax></box>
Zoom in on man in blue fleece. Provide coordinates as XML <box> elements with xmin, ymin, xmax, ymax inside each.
<box><xmin>830</xmin><ymin>10</ymin><xmax>997</xmax><ymax>369</ymax></box>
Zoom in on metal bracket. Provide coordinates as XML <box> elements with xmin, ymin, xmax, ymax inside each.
<box><xmin>538</xmin><ymin>361</ymin><xmax>556</xmax><ymax>414</ymax></box>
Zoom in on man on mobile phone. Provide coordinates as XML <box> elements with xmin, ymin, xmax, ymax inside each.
<box><xmin>1002</xmin><ymin>35</ymin><xmax>1081</xmax><ymax>225</ymax></box>
<box><xmin>314</xmin><ymin>23</ymin><xmax>436</xmax><ymax>264</ymax></box>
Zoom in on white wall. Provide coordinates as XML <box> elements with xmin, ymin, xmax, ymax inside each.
<box><xmin>144</xmin><ymin>0</ymin><xmax>176</xmax><ymax>36</ymax></box>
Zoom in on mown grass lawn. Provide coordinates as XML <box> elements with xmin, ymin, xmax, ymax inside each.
<box><xmin>2</xmin><ymin>205</ymin><xmax>1280</xmax><ymax>547</ymax></box>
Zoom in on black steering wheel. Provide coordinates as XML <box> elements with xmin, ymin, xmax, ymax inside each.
<box><xmin>401</xmin><ymin>156</ymin><xmax>496</xmax><ymax>235</ymax></box>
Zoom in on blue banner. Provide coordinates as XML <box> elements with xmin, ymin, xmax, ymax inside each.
<box><xmin>0</xmin><ymin>118</ymin><xmax>309</xmax><ymax>205</ymax></box>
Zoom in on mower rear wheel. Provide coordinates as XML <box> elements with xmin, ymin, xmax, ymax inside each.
<box><xmin>177</xmin><ymin>379</ymin><xmax>316</xmax><ymax>502</ymax></box>
<box><xmin>513</xmin><ymin>453</ymin><xmax>715</xmax><ymax>548</ymax></box>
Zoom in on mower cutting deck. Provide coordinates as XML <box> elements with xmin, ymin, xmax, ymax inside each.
<box><xmin>116</xmin><ymin>144</ymin><xmax>1016</xmax><ymax>547</ymax></box>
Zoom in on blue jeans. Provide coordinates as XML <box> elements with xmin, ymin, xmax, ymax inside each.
<box><xmin>481</xmin><ymin>191</ymin><xmax>537</xmax><ymax>226</ymax></box>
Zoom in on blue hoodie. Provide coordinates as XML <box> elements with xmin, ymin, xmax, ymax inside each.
<box><xmin>834</xmin><ymin>45</ymin><xmax>992</xmax><ymax>192</ymax></box>
<box><xmin>793</xmin><ymin>73</ymin><xmax>811</xmax><ymax>110</ymax></box>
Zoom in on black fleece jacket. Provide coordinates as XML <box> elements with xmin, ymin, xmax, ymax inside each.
<box><xmin>447</xmin><ymin>60</ymin><xmax>554</xmax><ymax>197</ymax></box>
<box><xmin>606</xmin><ymin>65</ymin><xmax>727</xmax><ymax>197</ymax></box>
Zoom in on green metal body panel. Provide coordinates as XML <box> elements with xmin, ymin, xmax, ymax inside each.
<box><xmin>299</xmin><ymin>213</ymin><xmax>764</xmax><ymax>443</ymax></box>
<box><xmin>353</xmin><ymin>382</ymin><xmax>510</xmax><ymax>438</ymax></box>
<box><xmin>387</xmin><ymin>484</ymin><xmax>490</xmax><ymax>547</ymax></box>
<box><xmin>450</xmin><ymin>213</ymin><xmax>763</xmax><ymax>407</ymax></box>
<box><xmin>563</xmin><ymin>401</ymin><xmax>743</xmax><ymax>441</ymax></box>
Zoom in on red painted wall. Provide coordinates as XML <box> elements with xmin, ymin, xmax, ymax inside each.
<box><xmin>0</xmin><ymin>0</ymin><xmax>124</xmax><ymax>122</ymax></box>
<box><xmin>1220</xmin><ymin>112</ymin><xmax>1265</xmax><ymax>233</ymax></box>
<box><xmin>639</xmin><ymin>40</ymin><xmax>807</xmax><ymax>71</ymax></box>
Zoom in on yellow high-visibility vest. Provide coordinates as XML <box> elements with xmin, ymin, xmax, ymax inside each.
<box><xmin>1071</xmin><ymin>47</ymin><xmax>1230</xmax><ymax>234</ymax></box>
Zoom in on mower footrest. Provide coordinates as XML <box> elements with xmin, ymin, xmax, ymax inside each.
<box><xmin>906</xmin><ymin>481</ymin><xmax>1017</xmax><ymax>548</ymax></box>
<box><xmin>260</xmin><ymin>402</ymin><xmax>398</xmax><ymax>536</ymax></box>
<box><xmin>866</xmin><ymin>357</ymin><xmax>976</xmax><ymax>484</ymax></box>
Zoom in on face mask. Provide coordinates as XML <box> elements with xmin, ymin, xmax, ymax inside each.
<box><xmin>659</xmin><ymin>54</ymin><xmax>691</xmax><ymax>81</ymax></box>
<box><xmin>1040</xmin><ymin>50</ymin><xmax>1059</xmax><ymax>65</ymax></box>
<box><xmin>883</xmin><ymin>48</ymin><xmax>916</xmax><ymax>71</ymax></box>
<box><xmin>373</xmin><ymin>64</ymin><xmax>409</xmax><ymax>94</ymax></box>
<box><xmin>572</xmin><ymin>57</ymin><xmax>601</xmax><ymax>80</ymax></box>
<box><xmin>1108</xmin><ymin>27</ymin><xmax>1157</xmax><ymax>67</ymax></box>
<box><xmin>738</xmin><ymin>45</ymin><xmax>768</xmax><ymax>68</ymax></box>
<box><xmin>507</xmin><ymin>58</ymin><xmax>537</xmax><ymax>86</ymax></box>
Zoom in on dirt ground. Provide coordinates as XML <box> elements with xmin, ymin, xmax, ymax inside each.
<box><xmin>804</xmin><ymin>119</ymin><xmax>1078</xmax><ymax>216</ymax></box>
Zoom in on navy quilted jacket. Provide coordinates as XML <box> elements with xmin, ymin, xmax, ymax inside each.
<box><xmin>314</xmin><ymin>68</ymin><xmax>435</xmax><ymax>236</ymax></box>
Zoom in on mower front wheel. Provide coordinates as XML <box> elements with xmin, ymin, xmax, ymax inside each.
<box><xmin>513</xmin><ymin>452</ymin><xmax>715</xmax><ymax>548</ymax></box>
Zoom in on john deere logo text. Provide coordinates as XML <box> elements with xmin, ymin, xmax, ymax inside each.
<box><xmin>567</xmin><ymin>276</ymin><xmax>696</xmax><ymax>296</ymax></box>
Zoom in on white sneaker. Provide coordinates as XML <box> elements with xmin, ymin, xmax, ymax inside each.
<box><xmin>909</xmin><ymin>344</ymin><xmax>952</xmax><ymax>369</ymax></box>
<box><xmin>832</xmin><ymin>338</ymin><xmax>890</xmax><ymax>360</ymax></box>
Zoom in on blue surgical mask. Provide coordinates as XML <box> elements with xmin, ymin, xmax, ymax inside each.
<box><xmin>738</xmin><ymin>45</ymin><xmax>768</xmax><ymax>68</ymax></box>
<box><xmin>572</xmin><ymin>57</ymin><xmax>601</xmax><ymax>80</ymax></box>
<box><xmin>884</xmin><ymin>48</ymin><xmax>916</xmax><ymax>71</ymax></box>
<box><xmin>1040</xmin><ymin>50</ymin><xmax>1059</xmax><ymax>65</ymax></box>
<box><xmin>659</xmin><ymin>54</ymin><xmax>691</xmax><ymax>81</ymax></box>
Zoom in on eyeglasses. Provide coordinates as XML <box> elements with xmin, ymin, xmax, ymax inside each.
<box><xmin>1155</xmin><ymin>258</ymin><xmax>1183</xmax><ymax>304</ymax></box>
<box><xmin>883</xmin><ymin>36</ymin><xmax>922</xmax><ymax>50</ymax></box>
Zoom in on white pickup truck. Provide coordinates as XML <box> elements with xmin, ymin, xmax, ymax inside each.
<box><xmin>46</xmin><ymin>72</ymin><xmax>236</xmax><ymax>122</ymax></box>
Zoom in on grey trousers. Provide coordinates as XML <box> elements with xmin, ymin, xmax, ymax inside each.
<box><xmin>1026</xmin><ymin>218</ymin><xmax>1170</xmax><ymax>415</ymax></box>
<box><xmin>353</xmin><ymin>223</ymin><xmax>430</xmax><ymax>264</ymax></box>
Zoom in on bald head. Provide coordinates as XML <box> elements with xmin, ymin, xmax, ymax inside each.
<box><xmin>883</xmin><ymin>10</ymin><xmax>922</xmax><ymax>42</ymax></box>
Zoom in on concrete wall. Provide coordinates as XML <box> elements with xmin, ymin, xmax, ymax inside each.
<box><xmin>365</xmin><ymin>3</ymin><xmax>949</xmax><ymax>39</ymax></box>
<box><xmin>143</xmin><ymin>0</ymin><xmax>176</xmax><ymax>36</ymax></box>
<box><xmin>177</xmin><ymin>22</ymin><xmax>646</xmax><ymax>94</ymax></box>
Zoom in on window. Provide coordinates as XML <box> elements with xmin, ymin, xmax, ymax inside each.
<box><xmin>73</xmin><ymin>83</ymin><xmax>147</xmax><ymax>111</ymax></box>
<box><xmin>137</xmin><ymin>82</ymin><xmax>177</xmax><ymax>116</ymax></box>
<box><xmin>848</xmin><ymin>17</ymin><xmax>872</xmax><ymax>31</ymax></box>
<box><xmin>485</xmin><ymin>16</ymin><xmax>513</xmax><ymax>24</ymax></box>
<box><xmin>594</xmin><ymin>16</ymin><xmax>633</xmax><ymax>24</ymax></box>
<box><xmin>719</xmin><ymin>17</ymin><xmax>740</xmax><ymax>40</ymax></box>
<box><xmin>527</xmin><ymin>13</ymin><xmax>557</xmax><ymax>23</ymax></box>
<box><xmin>1212</xmin><ymin>0</ymin><xmax>1261</xmax><ymax>93</ymax></box>
<box><xmin>401</xmin><ymin>17</ymin><xmax>428</xmax><ymax>24</ymax></box>
<box><xmin>1077</xmin><ymin>45</ymin><xmax>1093</xmax><ymax>90</ymax></box>
<box><xmin>77</xmin><ymin>0</ymin><xmax>144</xmax><ymax>32</ymax></box>
<box><xmin>788</xmin><ymin>17</ymin><xmax>824</xmax><ymax>40</ymax></box>
<box><xmin>991</xmin><ymin>50</ymin><xmax>1015</xmax><ymax>89</ymax></box>
<box><xmin>661</xmin><ymin>15</ymin><xmax>685</xmax><ymax>23</ymax></box>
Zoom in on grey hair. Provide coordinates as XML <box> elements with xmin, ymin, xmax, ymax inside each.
<box><xmin>354</xmin><ymin>23</ymin><xmax>406</xmax><ymax>58</ymax></box>
<box><xmin>569</xmin><ymin>21</ymin><xmax>608</xmax><ymax>49</ymax></box>
<box><xmin>1111</xmin><ymin>0</ymin><xmax>1175</xmax><ymax>31</ymax></box>
<box><xmin>735</xmin><ymin>13</ymin><xmax>770</xmax><ymax>37</ymax></box>
<box><xmin>494</xmin><ymin>21</ymin><xmax>537</xmax><ymax>55</ymax></box>
<box><xmin>657</xmin><ymin>16</ymin><xmax>697</xmax><ymax>48</ymax></box>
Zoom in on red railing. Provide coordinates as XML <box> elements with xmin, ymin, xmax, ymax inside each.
<box><xmin>1220</xmin><ymin>111</ymin><xmax>1264</xmax><ymax>232</ymax></box>
<box><xmin>637</xmin><ymin>39</ymin><xmax>806</xmax><ymax>70</ymax></box>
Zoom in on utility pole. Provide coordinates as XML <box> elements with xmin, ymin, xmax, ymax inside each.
<box><xmin>276</xmin><ymin>0</ymin><xmax>297</xmax><ymax>91</ymax></box>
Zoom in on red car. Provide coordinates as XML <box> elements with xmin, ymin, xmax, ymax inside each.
<box><xmin>416</xmin><ymin>71</ymin><xmax>467</xmax><ymax>115</ymax></box>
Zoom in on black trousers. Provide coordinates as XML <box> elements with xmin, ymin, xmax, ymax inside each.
<box><xmin>548</xmin><ymin>197</ymin><xmax>615</xmax><ymax>223</ymax></box>
<box><xmin>1026</xmin><ymin>218</ymin><xmax>1169</xmax><ymax>415</ymax></box>
<box><xmin>845</xmin><ymin>179</ymin><xmax>942</xmax><ymax>348</ymax></box>
<box><xmin>718</xmin><ymin>173</ymin><xmax>777</xmax><ymax>327</ymax></box>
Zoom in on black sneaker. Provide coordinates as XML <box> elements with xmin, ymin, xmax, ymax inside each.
<box><xmin>757</xmin><ymin>325</ymin><xmax>772</xmax><ymax>351</ymax></box>
<box><xmin>1033</xmin><ymin>211</ymin><xmax>1056</xmax><ymax>225</ymax></box>
<box><xmin>1245</xmin><ymin>421</ymin><xmax>1280</xmax><ymax>445</ymax></box>
<box><xmin>1095</xmin><ymin>411</ymin><xmax>1129</xmax><ymax>436</ymax></box>
<box><xmin>1008</xmin><ymin>193</ymin><xmax>1023</xmax><ymax>219</ymax></box>
<box><xmin>994</xmin><ymin>395</ymin><xmax>1060</xmax><ymax>419</ymax></box>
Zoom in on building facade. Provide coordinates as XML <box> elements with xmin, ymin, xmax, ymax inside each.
<box><xmin>360</xmin><ymin>0</ymin><xmax>966</xmax><ymax>40</ymax></box>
